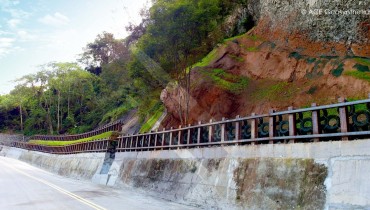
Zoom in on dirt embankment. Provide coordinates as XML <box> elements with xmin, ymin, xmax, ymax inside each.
<box><xmin>160</xmin><ymin>0</ymin><xmax>370</xmax><ymax>128</ymax></box>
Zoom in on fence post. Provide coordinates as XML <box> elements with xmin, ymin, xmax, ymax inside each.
<box><xmin>187</xmin><ymin>124</ymin><xmax>191</xmax><ymax>146</ymax></box>
<box><xmin>311</xmin><ymin>103</ymin><xmax>320</xmax><ymax>142</ymax></box>
<box><xmin>235</xmin><ymin>115</ymin><xmax>240</xmax><ymax>142</ymax></box>
<box><xmin>338</xmin><ymin>97</ymin><xmax>349</xmax><ymax>141</ymax></box>
<box><xmin>169</xmin><ymin>127</ymin><xmax>173</xmax><ymax>148</ymax></box>
<box><xmin>221</xmin><ymin>117</ymin><xmax>226</xmax><ymax>145</ymax></box>
<box><xmin>128</xmin><ymin>135</ymin><xmax>133</xmax><ymax>151</ymax></box>
<box><xmin>154</xmin><ymin>132</ymin><xmax>158</xmax><ymax>149</ymax></box>
<box><xmin>178</xmin><ymin>125</ymin><xmax>182</xmax><ymax>149</ymax></box>
<box><xmin>123</xmin><ymin>136</ymin><xmax>127</xmax><ymax>152</ymax></box>
<box><xmin>197</xmin><ymin>121</ymin><xmax>201</xmax><ymax>146</ymax></box>
<box><xmin>208</xmin><ymin>119</ymin><xmax>213</xmax><ymax>144</ymax></box>
<box><xmin>135</xmin><ymin>136</ymin><xmax>139</xmax><ymax>151</ymax></box>
<box><xmin>148</xmin><ymin>132</ymin><xmax>152</xmax><ymax>151</ymax></box>
<box><xmin>288</xmin><ymin>106</ymin><xmax>296</xmax><ymax>143</ymax></box>
<box><xmin>161</xmin><ymin>128</ymin><xmax>165</xmax><ymax>150</ymax></box>
<box><xmin>269</xmin><ymin>109</ymin><xmax>276</xmax><ymax>144</ymax></box>
<box><xmin>251</xmin><ymin>113</ymin><xmax>258</xmax><ymax>145</ymax></box>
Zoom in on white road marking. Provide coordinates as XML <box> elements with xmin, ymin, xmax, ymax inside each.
<box><xmin>3</xmin><ymin>162</ymin><xmax>107</xmax><ymax>210</ymax></box>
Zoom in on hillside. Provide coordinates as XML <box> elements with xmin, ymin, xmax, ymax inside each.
<box><xmin>160</xmin><ymin>0</ymin><xmax>370</xmax><ymax>128</ymax></box>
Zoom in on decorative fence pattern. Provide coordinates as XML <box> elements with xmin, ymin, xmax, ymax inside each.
<box><xmin>11</xmin><ymin>96</ymin><xmax>370</xmax><ymax>154</ymax></box>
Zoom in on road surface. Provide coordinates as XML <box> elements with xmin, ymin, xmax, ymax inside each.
<box><xmin>0</xmin><ymin>157</ymin><xmax>197</xmax><ymax>210</ymax></box>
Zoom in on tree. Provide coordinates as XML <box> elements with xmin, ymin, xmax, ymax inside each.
<box><xmin>79</xmin><ymin>32</ymin><xmax>129</xmax><ymax>75</ymax></box>
<box><xmin>134</xmin><ymin>0</ymin><xmax>222</xmax><ymax>124</ymax></box>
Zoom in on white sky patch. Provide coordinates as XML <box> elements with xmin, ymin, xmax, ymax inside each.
<box><xmin>17</xmin><ymin>30</ymin><xmax>36</xmax><ymax>41</ymax></box>
<box><xmin>39</xmin><ymin>12</ymin><xmax>70</xmax><ymax>26</ymax></box>
<box><xmin>0</xmin><ymin>37</ymin><xmax>15</xmax><ymax>57</ymax></box>
<box><xmin>7</xmin><ymin>18</ymin><xmax>21</xmax><ymax>28</ymax></box>
<box><xmin>4</xmin><ymin>8</ymin><xmax>31</xmax><ymax>19</ymax></box>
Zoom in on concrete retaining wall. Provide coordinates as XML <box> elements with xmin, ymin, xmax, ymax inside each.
<box><xmin>1</xmin><ymin>139</ymin><xmax>370</xmax><ymax>209</ymax></box>
<box><xmin>0</xmin><ymin>147</ymin><xmax>105</xmax><ymax>180</ymax></box>
<box><xmin>112</xmin><ymin>140</ymin><xmax>370</xmax><ymax>209</ymax></box>
<box><xmin>0</xmin><ymin>133</ymin><xmax>26</xmax><ymax>145</ymax></box>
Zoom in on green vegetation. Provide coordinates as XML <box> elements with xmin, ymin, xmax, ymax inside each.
<box><xmin>331</xmin><ymin>64</ymin><xmax>344</xmax><ymax>77</ymax></box>
<box><xmin>306</xmin><ymin>86</ymin><xmax>318</xmax><ymax>95</ymax></box>
<box><xmin>193</xmin><ymin>48</ymin><xmax>219</xmax><ymax>68</ymax></box>
<box><xmin>224</xmin><ymin>34</ymin><xmax>260</xmax><ymax>43</ymax></box>
<box><xmin>345</xmin><ymin>71</ymin><xmax>370</xmax><ymax>83</ymax></box>
<box><xmin>347</xmin><ymin>98</ymin><xmax>368</xmax><ymax>110</ymax></box>
<box><xmin>228</xmin><ymin>54</ymin><xmax>244</xmax><ymax>62</ymax></box>
<box><xmin>140</xmin><ymin>105</ymin><xmax>165</xmax><ymax>133</ymax></box>
<box><xmin>306</xmin><ymin>58</ymin><xmax>316</xmax><ymax>64</ymax></box>
<box><xmin>223</xmin><ymin>33</ymin><xmax>247</xmax><ymax>42</ymax></box>
<box><xmin>245</xmin><ymin>46</ymin><xmax>258</xmax><ymax>52</ymax></box>
<box><xmin>320</xmin><ymin>55</ymin><xmax>339</xmax><ymax>59</ymax></box>
<box><xmin>305</xmin><ymin>59</ymin><xmax>326</xmax><ymax>79</ymax></box>
<box><xmin>247</xmin><ymin>34</ymin><xmax>261</xmax><ymax>41</ymax></box>
<box><xmin>29</xmin><ymin>131</ymin><xmax>114</xmax><ymax>146</ymax></box>
<box><xmin>343</xmin><ymin>60</ymin><xmax>370</xmax><ymax>83</ymax></box>
<box><xmin>100</xmin><ymin>104</ymin><xmax>132</xmax><ymax>125</ymax></box>
<box><xmin>354</xmin><ymin>64</ymin><xmax>369</xmax><ymax>72</ymax></box>
<box><xmin>289</xmin><ymin>52</ymin><xmax>303</xmax><ymax>60</ymax></box>
<box><xmin>252</xmin><ymin>81</ymin><xmax>298</xmax><ymax>101</ymax></box>
<box><xmin>354</xmin><ymin>57</ymin><xmax>370</xmax><ymax>66</ymax></box>
<box><xmin>203</xmin><ymin>68</ymin><xmax>249</xmax><ymax>93</ymax></box>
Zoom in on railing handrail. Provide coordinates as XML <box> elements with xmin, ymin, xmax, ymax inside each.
<box><xmin>29</xmin><ymin>120</ymin><xmax>123</xmax><ymax>141</ymax></box>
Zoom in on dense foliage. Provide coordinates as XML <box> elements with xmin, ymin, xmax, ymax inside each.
<box><xmin>0</xmin><ymin>0</ymin><xmax>251</xmax><ymax>135</ymax></box>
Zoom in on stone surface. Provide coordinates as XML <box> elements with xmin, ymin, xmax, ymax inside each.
<box><xmin>113</xmin><ymin>139</ymin><xmax>370</xmax><ymax>209</ymax></box>
<box><xmin>249</xmin><ymin>0</ymin><xmax>369</xmax><ymax>56</ymax></box>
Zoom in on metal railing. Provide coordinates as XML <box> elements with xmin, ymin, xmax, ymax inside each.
<box><xmin>10</xmin><ymin>96</ymin><xmax>370</xmax><ymax>154</ymax></box>
<box><xmin>115</xmin><ymin>96</ymin><xmax>370</xmax><ymax>152</ymax></box>
<box><xmin>29</xmin><ymin>120</ymin><xmax>123</xmax><ymax>141</ymax></box>
<box><xmin>11</xmin><ymin>139</ymin><xmax>111</xmax><ymax>154</ymax></box>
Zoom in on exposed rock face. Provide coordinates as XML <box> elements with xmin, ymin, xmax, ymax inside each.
<box><xmin>160</xmin><ymin>0</ymin><xmax>370</xmax><ymax>128</ymax></box>
<box><xmin>160</xmin><ymin>75</ymin><xmax>235</xmax><ymax>125</ymax></box>
<box><xmin>248</xmin><ymin>0</ymin><xmax>369</xmax><ymax>56</ymax></box>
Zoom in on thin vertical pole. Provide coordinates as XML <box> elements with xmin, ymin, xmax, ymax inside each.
<box><xmin>208</xmin><ymin>119</ymin><xmax>213</xmax><ymax>144</ymax></box>
<box><xmin>269</xmin><ymin>110</ymin><xmax>275</xmax><ymax>144</ymax></box>
<box><xmin>221</xmin><ymin>117</ymin><xmax>225</xmax><ymax>144</ymax></box>
<box><xmin>311</xmin><ymin>103</ymin><xmax>320</xmax><ymax>142</ymax></box>
<box><xmin>251</xmin><ymin>113</ymin><xmax>258</xmax><ymax>145</ymax></box>
<box><xmin>288</xmin><ymin>107</ymin><xmax>296</xmax><ymax>143</ymax></box>
<box><xmin>338</xmin><ymin>97</ymin><xmax>349</xmax><ymax>141</ymax></box>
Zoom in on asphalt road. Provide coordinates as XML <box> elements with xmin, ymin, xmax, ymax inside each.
<box><xmin>0</xmin><ymin>157</ymin><xmax>197</xmax><ymax>210</ymax></box>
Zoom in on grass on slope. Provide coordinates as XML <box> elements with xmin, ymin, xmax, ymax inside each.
<box><xmin>28</xmin><ymin>131</ymin><xmax>114</xmax><ymax>146</ymax></box>
<box><xmin>344</xmin><ymin>59</ymin><xmax>370</xmax><ymax>83</ymax></box>
<box><xmin>140</xmin><ymin>105</ymin><xmax>165</xmax><ymax>133</ymax></box>
<box><xmin>345</xmin><ymin>71</ymin><xmax>370</xmax><ymax>83</ymax></box>
<box><xmin>251</xmin><ymin>81</ymin><xmax>298</xmax><ymax>102</ymax></box>
<box><xmin>192</xmin><ymin>48</ymin><xmax>218</xmax><ymax>68</ymax></box>
<box><xmin>354</xmin><ymin>57</ymin><xmax>370</xmax><ymax>66</ymax></box>
<box><xmin>203</xmin><ymin>68</ymin><xmax>249</xmax><ymax>93</ymax></box>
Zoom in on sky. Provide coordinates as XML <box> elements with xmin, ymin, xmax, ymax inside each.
<box><xmin>0</xmin><ymin>0</ymin><xmax>149</xmax><ymax>95</ymax></box>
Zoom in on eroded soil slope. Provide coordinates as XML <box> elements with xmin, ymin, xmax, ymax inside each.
<box><xmin>161</xmin><ymin>31</ymin><xmax>370</xmax><ymax>127</ymax></box>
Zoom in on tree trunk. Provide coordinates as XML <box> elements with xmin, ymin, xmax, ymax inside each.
<box><xmin>57</xmin><ymin>90</ymin><xmax>60</xmax><ymax>133</ymax></box>
<box><xmin>19</xmin><ymin>104</ymin><xmax>23</xmax><ymax>133</ymax></box>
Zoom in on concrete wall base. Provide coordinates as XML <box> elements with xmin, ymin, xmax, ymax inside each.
<box><xmin>2</xmin><ymin>139</ymin><xmax>370</xmax><ymax>209</ymax></box>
